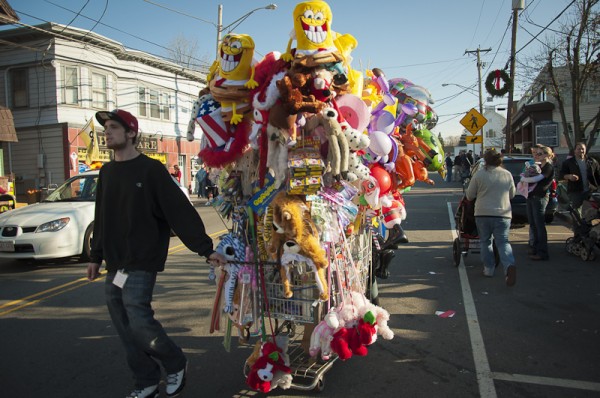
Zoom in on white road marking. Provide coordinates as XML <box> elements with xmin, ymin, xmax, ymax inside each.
<box><xmin>447</xmin><ymin>202</ymin><xmax>497</xmax><ymax>398</ymax></box>
<box><xmin>447</xmin><ymin>201</ymin><xmax>600</xmax><ymax>394</ymax></box>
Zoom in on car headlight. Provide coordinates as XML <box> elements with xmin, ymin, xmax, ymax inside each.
<box><xmin>35</xmin><ymin>217</ymin><xmax>70</xmax><ymax>233</ymax></box>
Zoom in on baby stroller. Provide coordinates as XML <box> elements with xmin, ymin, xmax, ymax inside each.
<box><xmin>453</xmin><ymin>196</ymin><xmax>499</xmax><ymax>267</ymax></box>
<box><xmin>565</xmin><ymin>193</ymin><xmax>600</xmax><ymax>261</ymax></box>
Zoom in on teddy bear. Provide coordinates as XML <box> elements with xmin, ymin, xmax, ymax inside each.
<box><xmin>246</xmin><ymin>340</ymin><xmax>292</xmax><ymax>393</ymax></box>
<box><xmin>268</xmin><ymin>191</ymin><xmax>329</xmax><ymax>301</ymax></box>
<box><xmin>304</xmin><ymin>107</ymin><xmax>349</xmax><ymax>181</ymax></box>
<box><xmin>329</xmin><ymin>311</ymin><xmax>377</xmax><ymax>360</ymax></box>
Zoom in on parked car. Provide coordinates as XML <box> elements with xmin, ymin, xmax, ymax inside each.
<box><xmin>0</xmin><ymin>170</ymin><xmax>98</xmax><ymax>260</ymax></box>
<box><xmin>464</xmin><ymin>154</ymin><xmax>557</xmax><ymax>224</ymax></box>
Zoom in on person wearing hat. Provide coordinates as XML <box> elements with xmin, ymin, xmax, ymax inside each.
<box><xmin>86</xmin><ymin>109</ymin><xmax>226</xmax><ymax>398</ymax></box>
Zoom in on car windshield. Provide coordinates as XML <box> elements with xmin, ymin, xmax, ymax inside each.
<box><xmin>44</xmin><ymin>174</ymin><xmax>98</xmax><ymax>202</ymax></box>
<box><xmin>502</xmin><ymin>160</ymin><xmax>530</xmax><ymax>177</ymax></box>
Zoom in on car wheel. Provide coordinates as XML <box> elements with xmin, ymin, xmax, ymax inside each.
<box><xmin>80</xmin><ymin>222</ymin><xmax>94</xmax><ymax>261</ymax></box>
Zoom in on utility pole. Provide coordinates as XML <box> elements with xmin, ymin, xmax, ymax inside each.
<box><xmin>505</xmin><ymin>0</ymin><xmax>524</xmax><ymax>152</ymax></box>
<box><xmin>216</xmin><ymin>4</ymin><xmax>223</xmax><ymax>59</ymax></box>
<box><xmin>465</xmin><ymin>47</ymin><xmax>491</xmax><ymax>155</ymax></box>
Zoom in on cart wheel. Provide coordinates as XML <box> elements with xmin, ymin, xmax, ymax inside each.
<box><xmin>581</xmin><ymin>249</ymin><xmax>596</xmax><ymax>261</ymax></box>
<box><xmin>313</xmin><ymin>377</ymin><xmax>325</xmax><ymax>392</ymax></box>
<box><xmin>452</xmin><ymin>238</ymin><xmax>461</xmax><ymax>267</ymax></box>
<box><xmin>565</xmin><ymin>237</ymin><xmax>575</xmax><ymax>254</ymax></box>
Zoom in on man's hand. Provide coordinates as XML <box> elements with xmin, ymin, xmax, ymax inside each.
<box><xmin>87</xmin><ymin>263</ymin><xmax>102</xmax><ymax>281</ymax></box>
<box><xmin>208</xmin><ymin>252</ymin><xmax>227</xmax><ymax>268</ymax></box>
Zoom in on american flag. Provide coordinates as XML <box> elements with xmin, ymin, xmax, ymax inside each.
<box><xmin>196</xmin><ymin>97</ymin><xmax>230</xmax><ymax>148</ymax></box>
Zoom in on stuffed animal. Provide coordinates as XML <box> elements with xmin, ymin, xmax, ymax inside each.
<box><xmin>309</xmin><ymin>311</ymin><xmax>338</xmax><ymax>360</ymax></box>
<box><xmin>305</xmin><ymin>107</ymin><xmax>349</xmax><ymax>181</ymax></box>
<box><xmin>246</xmin><ymin>341</ymin><xmax>292</xmax><ymax>393</ymax></box>
<box><xmin>346</xmin><ymin>291</ymin><xmax>394</xmax><ymax>340</ymax></box>
<box><xmin>329</xmin><ymin>311</ymin><xmax>377</xmax><ymax>360</ymax></box>
<box><xmin>207</xmin><ymin>33</ymin><xmax>258</xmax><ymax>125</ymax></box>
<box><xmin>268</xmin><ymin>191</ymin><xmax>329</xmax><ymax>300</ymax></box>
<box><xmin>215</xmin><ymin>233</ymin><xmax>246</xmax><ymax>314</ymax></box>
<box><xmin>280</xmin><ymin>240</ymin><xmax>328</xmax><ymax>300</ymax></box>
<box><xmin>344</xmin><ymin>127</ymin><xmax>370</xmax><ymax>181</ymax></box>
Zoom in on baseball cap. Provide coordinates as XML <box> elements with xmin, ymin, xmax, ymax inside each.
<box><xmin>95</xmin><ymin>109</ymin><xmax>139</xmax><ymax>133</ymax></box>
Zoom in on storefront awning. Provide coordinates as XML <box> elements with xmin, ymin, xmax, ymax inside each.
<box><xmin>0</xmin><ymin>106</ymin><xmax>18</xmax><ymax>142</ymax></box>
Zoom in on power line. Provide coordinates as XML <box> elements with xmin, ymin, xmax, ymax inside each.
<box><xmin>15</xmin><ymin>4</ymin><xmax>212</xmax><ymax>69</ymax></box>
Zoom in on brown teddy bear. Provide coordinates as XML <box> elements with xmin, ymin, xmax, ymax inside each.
<box><xmin>267</xmin><ymin>191</ymin><xmax>329</xmax><ymax>301</ymax></box>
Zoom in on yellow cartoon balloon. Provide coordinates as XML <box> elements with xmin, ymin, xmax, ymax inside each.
<box><xmin>283</xmin><ymin>1</ymin><xmax>336</xmax><ymax>61</ymax></box>
<box><xmin>208</xmin><ymin>33</ymin><xmax>258</xmax><ymax>125</ymax></box>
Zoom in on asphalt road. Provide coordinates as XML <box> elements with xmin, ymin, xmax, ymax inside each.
<box><xmin>1</xmin><ymin>177</ymin><xmax>599</xmax><ymax>398</ymax></box>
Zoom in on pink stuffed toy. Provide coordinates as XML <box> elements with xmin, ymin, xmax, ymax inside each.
<box><xmin>246</xmin><ymin>341</ymin><xmax>291</xmax><ymax>393</ymax></box>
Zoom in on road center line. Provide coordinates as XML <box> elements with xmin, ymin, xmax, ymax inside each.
<box><xmin>492</xmin><ymin>372</ymin><xmax>600</xmax><ymax>391</ymax></box>
<box><xmin>0</xmin><ymin>229</ymin><xmax>228</xmax><ymax>316</ymax></box>
<box><xmin>447</xmin><ymin>202</ymin><xmax>497</xmax><ymax>398</ymax></box>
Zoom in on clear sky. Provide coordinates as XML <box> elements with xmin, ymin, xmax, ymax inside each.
<box><xmin>4</xmin><ymin>0</ymin><xmax>577</xmax><ymax>139</ymax></box>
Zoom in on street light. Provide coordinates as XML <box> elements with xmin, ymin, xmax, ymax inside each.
<box><xmin>215</xmin><ymin>4</ymin><xmax>277</xmax><ymax>57</ymax></box>
<box><xmin>441</xmin><ymin>83</ymin><xmax>479</xmax><ymax>97</ymax></box>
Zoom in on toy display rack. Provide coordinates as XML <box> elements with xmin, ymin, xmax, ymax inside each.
<box><xmin>256</xmin><ymin>231</ymin><xmax>372</xmax><ymax>392</ymax></box>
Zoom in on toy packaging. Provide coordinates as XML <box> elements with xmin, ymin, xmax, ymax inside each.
<box><xmin>188</xmin><ymin>0</ymin><xmax>445</xmax><ymax>393</ymax></box>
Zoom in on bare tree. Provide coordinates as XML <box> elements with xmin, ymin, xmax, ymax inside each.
<box><xmin>165</xmin><ymin>34</ymin><xmax>210</xmax><ymax>72</ymax></box>
<box><xmin>525</xmin><ymin>0</ymin><xmax>600</xmax><ymax>152</ymax></box>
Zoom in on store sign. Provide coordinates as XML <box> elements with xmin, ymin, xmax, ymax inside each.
<box><xmin>146</xmin><ymin>153</ymin><xmax>167</xmax><ymax>164</ymax></box>
<box><xmin>535</xmin><ymin>122</ymin><xmax>559</xmax><ymax>147</ymax></box>
<box><xmin>78</xmin><ymin>148</ymin><xmax>111</xmax><ymax>162</ymax></box>
<box><xmin>94</xmin><ymin>133</ymin><xmax>158</xmax><ymax>152</ymax></box>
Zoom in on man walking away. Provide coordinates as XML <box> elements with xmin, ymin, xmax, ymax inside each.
<box><xmin>86</xmin><ymin>109</ymin><xmax>226</xmax><ymax>398</ymax></box>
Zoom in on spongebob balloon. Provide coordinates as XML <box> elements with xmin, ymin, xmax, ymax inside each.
<box><xmin>283</xmin><ymin>1</ymin><xmax>336</xmax><ymax>61</ymax></box>
<box><xmin>207</xmin><ymin>33</ymin><xmax>258</xmax><ymax>125</ymax></box>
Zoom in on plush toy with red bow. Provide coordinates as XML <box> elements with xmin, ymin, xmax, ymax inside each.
<box><xmin>330</xmin><ymin>311</ymin><xmax>377</xmax><ymax>360</ymax></box>
<box><xmin>246</xmin><ymin>341</ymin><xmax>292</xmax><ymax>393</ymax></box>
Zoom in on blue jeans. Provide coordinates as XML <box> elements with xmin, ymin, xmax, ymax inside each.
<box><xmin>475</xmin><ymin>217</ymin><xmax>515</xmax><ymax>275</ymax></box>
<box><xmin>105</xmin><ymin>271</ymin><xmax>186</xmax><ymax>389</ymax></box>
<box><xmin>445</xmin><ymin>167</ymin><xmax>452</xmax><ymax>182</ymax></box>
<box><xmin>526</xmin><ymin>195</ymin><xmax>549</xmax><ymax>258</ymax></box>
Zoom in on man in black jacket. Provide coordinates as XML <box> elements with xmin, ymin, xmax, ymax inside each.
<box><xmin>86</xmin><ymin>109</ymin><xmax>226</xmax><ymax>398</ymax></box>
<box><xmin>559</xmin><ymin>142</ymin><xmax>600</xmax><ymax>215</ymax></box>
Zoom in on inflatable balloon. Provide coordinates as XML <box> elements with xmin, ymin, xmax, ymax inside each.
<box><xmin>370</xmin><ymin>163</ymin><xmax>392</xmax><ymax>196</ymax></box>
<box><xmin>368</xmin><ymin>130</ymin><xmax>392</xmax><ymax>159</ymax></box>
<box><xmin>414</xmin><ymin>128</ymin><xmax>444</xmax><ymax>172</ymax></box>
<box><xmin>336</xmin><ymin>94</ymin><xmax>371</xmax><ymax>132</ymax></box>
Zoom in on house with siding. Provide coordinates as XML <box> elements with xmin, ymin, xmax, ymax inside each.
<box><xmin>0</xmin><ymin>22</ymin><xmax>206</xmax><ymax>202</ymax></box>
<box><xmin>506</xmin><ymin>65</ymin><xmax>600</xmax><ymax>157</ymax></box>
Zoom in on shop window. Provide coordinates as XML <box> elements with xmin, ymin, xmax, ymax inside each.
<box><xmin>62</xmin><ymin>66</ymin><xmax>79</xmax><ymax>105</ymax></box>
<box><xmin>10</xmin><ymin>68</ymin><xmax>28</xmax><ymax>108</ymax></box>
<box><xmin>91</xmin><ymin>73</ymin><xmax>107</xmax><ymax>109</ymax></box>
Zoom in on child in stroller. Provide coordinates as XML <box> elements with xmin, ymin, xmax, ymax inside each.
<box><xmin>565</xmin><ymin>192</ymin><xmax>600</xmax><ymax>261</ymax></box>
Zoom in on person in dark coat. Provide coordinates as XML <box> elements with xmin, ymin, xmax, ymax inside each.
<box><xmin>559</xmin><ymin>142</ymin><xmax>600</xmax><ymax>216</ymax></box>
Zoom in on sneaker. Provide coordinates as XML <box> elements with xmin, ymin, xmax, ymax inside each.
<box><xmin>126</xmin><ymin>385</ymin><xmax>159</xmax><ymax>398</ymax></box>
<box><xmin>529</xmin><ymin>254</ymin><xmax>548</xmax><ymax>261</ymax></box>
<box><xmin>505</xmin><ymin>265</ymin><xmax>516</xmax><ymax>287</ymax></box>
<box><xmin>482</xmin><ymin>268</ymin><xmax>494</xmax><ymax>277</ymax></box>
<box><xmin>166</xmin><ymin>363</ymin><xmax>187</xmax><ymax>397</ymax></box>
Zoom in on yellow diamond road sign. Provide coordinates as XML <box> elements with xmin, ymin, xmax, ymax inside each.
<box><xmin>460</xmin><ymin>108</ymin><xmax>488</xmax><ymax>135</ymax></box>
<box><xmin>467</xmin><ymin>135</ymin><xmax>483</xmax><ymax>144</ymax></box>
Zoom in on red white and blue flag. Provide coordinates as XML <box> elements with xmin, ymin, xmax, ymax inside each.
<box><xmin>196</xmin><ymin>97</ymin><xmax>230</xmax><ymax>148</ymax></box>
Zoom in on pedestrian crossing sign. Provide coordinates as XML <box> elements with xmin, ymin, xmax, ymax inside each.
<box><xmin>460</xmin><ymin>108</ymin><xmax>487</xmax><ymax>135</ymax></box>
